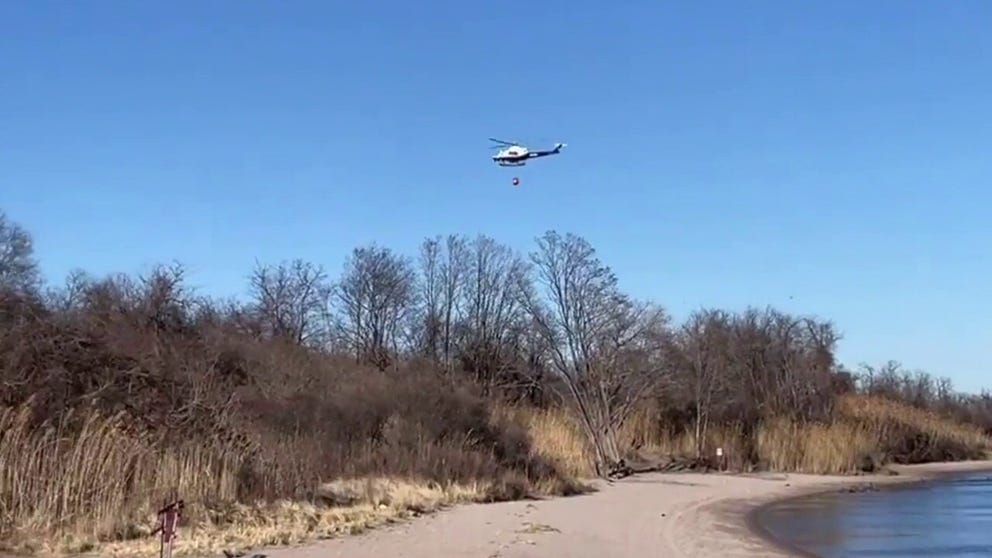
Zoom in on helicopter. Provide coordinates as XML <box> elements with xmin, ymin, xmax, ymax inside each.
<box><xmin>489</xmin><ymin>138</ymin><xmax>566</xmax><ymax>167</ymax></box>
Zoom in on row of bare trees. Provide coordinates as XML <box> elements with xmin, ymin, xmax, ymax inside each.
<box><xmin>658</xmin><ymin>308</ymin><xmax>844</xmax><ymax>460</ymax></box>
<box><xmin>854</xmin><ymin>360</ymin><xmax>992</xmax><ymax>429</ymax></box>
<box><xmin>1</xmin><ymin>208</ymin><xmax>989</xmax><ymax>477</ymax></box>
<box><xmin>238</xmin><ymin>232</ymin><xmax>668</xmax><ymax>474</ymax></box>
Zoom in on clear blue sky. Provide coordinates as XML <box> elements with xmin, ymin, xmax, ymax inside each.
<box><xmin>2</xmin><ymin>1</ymin><xmax>989</xmax><ymax>392</ymax></box>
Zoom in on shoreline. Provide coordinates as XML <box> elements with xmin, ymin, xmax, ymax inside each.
<box><xmin>244</xmin><ymin>460</ymin><xmax>992</xmax><ymax>558</ymax></box>
<box><xmin>740</xmin><ymin>460</ymin><xmax>992</xmax><ymax>558</ymax></box>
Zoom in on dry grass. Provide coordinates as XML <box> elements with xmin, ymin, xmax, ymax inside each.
<box><xmin>754</xmin><ymin>395</ymin><xmax>990</xmax><ymax>473</ymax></box>
<box><xmin>612</xmin><ymin>394</ymin><xmax>992</xmax><ymax>475</ymax></box>
<box><xmin>0</xmin><ymin>405</ymin><xmax>248</xmax><ymax>555</ymax></box>
<box><xmin>754</xmin><ymin>417</ymin><xmax>879</xmax><ymax>473</ymax></box>
<box><xmin>498</xmin><ymin>406</ymin><xmax>595</xmax><ymax>479</ymax></box>
<box><xmin>94</xmin><ymin>478</ymin><xmax>490</xmax><ymax>558</ymax></box>
<box><xmin>838</xmin><ymin>394</ymin><xmax>990</xmax><ymax>447</ymax></box>
<box><xmin>0</xmin><ymin>402</ymin><xmax>584</xmax><ymax>558</ymax></box>
<box><xmin>3</xmin><ymin>394</ymin><xmax>989</xmax><ymax>557</ymax></box>
<box><xmin>514</xmin><ymin>394</ymin><xmax>992</xmax><ymax>477</ymax></box>
<box><xmin>621</xmin><ymin>419</ymin><xmax>754</xmax><ymax>470</ymax></box>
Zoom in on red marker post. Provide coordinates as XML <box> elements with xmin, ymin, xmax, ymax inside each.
<box><xmin>152</xmin><ymin>499</ymin><xmax>184</xmax><ymax>558</ymax></box>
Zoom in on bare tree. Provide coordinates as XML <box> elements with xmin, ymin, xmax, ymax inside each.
<box><xmin>137</xmin><ymin>262</ymin><xmax>196</xmax><ymax>333</ymax></box>
<box><xmin>458</xmin><ymin>235</ymin><xmax>529</xmax><ymax>394</ymax></box>
<box><xmin>248</xmin><ymin>259</ymin><xmax>333</xmax><ymax>346</ymax></box>
<box><xmin>415</xmin><ymin>234</ymin><xmax>469</xmax><ymax>372</ymax></box>
<box><xmin>715</xmin><ymin>307</ymin><xmax>840</xmax><ymax>465</ymax></box>
<box><xmin>334</xmin><ymin>244</ymin><xmax>416</xmax><ymax>369</ymax></box>
<box><xmin>0</xmin><ymin>210</ymin><xmax>40</xmax><ymax>294</ymax></box>
<box><xmin>502</xmin><ymin>314</ymin><xmax>557</xmax><ymax>406</ymax></box>
<box><xmin>521</xmin><ymin>230</ymin><xmax>670</xmax><ymax>477</ymax></box>
<box><xmin>935</xmin><ymin>376</ymin><xmax>955</xmax><ymax>411</ymax></box>
<box><xmin>857</xmin><ymin>360</ymin><xmax>906</xmax><ymax>400</ymax></box>
<box><xmin>676</xmin><ymin>308</ymin><xmax>732</xmax><ymax>457</ymax></box>
<box><xmin>417</xmin><ymin>236</ymin><xmax>444</xmax><ymax>362</ymax></box>
<box><xmin>762</xmin><ymin>309</ymin><xmax>838</xmax><ymax>420</ymax></box>
<box><xmin>438</xmin><ymin>235</ymin><xmax>469</xmax><ymax>372</ymax></box>
<box><xmin>45</xmin><ymin>269</ymin><xmax>91</xmax><ymax>313</ymax></box>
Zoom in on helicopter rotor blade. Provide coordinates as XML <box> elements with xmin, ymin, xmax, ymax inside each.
<box><xmin>488</xmin><ymin>138</ymin><xmax>515</xmax><ymax>146</ymax></box>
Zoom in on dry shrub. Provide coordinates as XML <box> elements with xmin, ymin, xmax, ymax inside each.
<box><xmin>0</xmin><ymin>273</ymin><xmax>584</xmax><ymax>556</ymax></box>
<box><xmin>243</xmin><ymin>362</ymin><xmax>577</xmax><ymax>494</ymax></box>
<box><xmin>0</xmin><ymin>364</ymin><xmax>583</xmax><ymax>556</ymax></box>
<box><xmin>0</xmin><ymin>399</ymin><xmax>579</xmax><ymax>556</ymax></box>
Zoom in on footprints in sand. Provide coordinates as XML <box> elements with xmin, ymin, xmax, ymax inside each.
<box><xmin>487</xmin><ymin>503</ymin><xmax>560</xmax><ymax>557</ymax></box>
<box><xmin>516</xmin><ymin>522</ymin><xmax>560</xmax><ymax>534</ymax></box>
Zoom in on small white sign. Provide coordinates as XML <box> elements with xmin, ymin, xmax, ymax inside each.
<box><xmin>716</xmin><ymin>447</ymin><xmax>723</xmax><ymax>457</ymax></box>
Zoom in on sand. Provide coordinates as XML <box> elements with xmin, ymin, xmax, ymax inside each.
<box><xmin>260</xmin><ymin>460</ymin><xmax>992</xmax><ymax>558</ymax></box>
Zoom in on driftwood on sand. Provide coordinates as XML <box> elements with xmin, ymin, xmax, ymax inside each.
<box><xmin>607</xmin><ymin>455</ymin><xmax>715</xmax><ymax>479</ymax></box>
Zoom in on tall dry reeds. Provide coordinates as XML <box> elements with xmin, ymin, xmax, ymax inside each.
<box><xmin>496</xmin><ymin>405</ymin><xmax>595</xmax><ymax>479</ymax></box>
<box><xmin>752</xmin><ymin>395</ymin><xmax>989</xmax><ymax>473</ymax></box>
<box><xmin>0</xmin><ymin>403</ymin><xmax>247</xmax><ymax>554</ymax></box>
<box><xmin>0</xmin><ymin>390</ymin><xmax>584</xmax><ymax>556</ymax></box>
<box><xmin>3</xmin><ymin>392</ymin><xmax>990</xmax><ymax>556</ymax></box>
<box><xmin>515</xmin><ymin>393</ymin><xmax>992</xmax><ymax>477</ymax></box>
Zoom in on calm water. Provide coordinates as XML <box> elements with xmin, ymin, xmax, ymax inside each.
<box><xmin>758</xmin><ymin>473</ymin><xmax>992</xmax><ymax>557</ymax></box>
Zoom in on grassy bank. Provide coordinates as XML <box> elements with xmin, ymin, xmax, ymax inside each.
<box><xmin>521</xmin><ymin>394</ymin><xmax>991</xmax><ymax>478</ymax></box>
<box><xmin>4</xmin><ymin>393</ymin><xmax>988</xmax><ymax>557</ymax></box>
<box><xmin>0</xmin><ymin>397</ymin><xmax>582</xmax><ymax>557</ymax></box>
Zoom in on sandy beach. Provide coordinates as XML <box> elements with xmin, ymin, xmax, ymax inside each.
<box><xmin>257</xmin><ymin>461</ymin><xmax>992</xmax><ymax>558</ymax></box>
